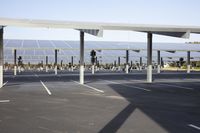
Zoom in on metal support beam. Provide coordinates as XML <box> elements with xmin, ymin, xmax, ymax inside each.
<box><xmin>161</xmin><ymin>57</ymin><xmax>163</xmax><ymax>68</ymax></box>
<box><xmin>187</xmin><ymin>51</ymin><xmax>191</xmax><ymax>73</ymax></box>
<box><xmin>14</xmin><ymin>49</ymin><xmax>17</xmax><ymax>75</ymax></box>
<box><xmin>46</xmin><ymin>56</ymin><xmax>48</xmax><ymax>72</ymax></box>
<box><xmin>157</xmin><ymin>50</ymin><xmax>161</xmax><ymax>73</ymax></box>
<box><xmin>77</xmin><ymin>29</ymin><xmax>103</xmax><ymax>37</ymax></box>
<box><xmin>126</xmin><ymin>50</ymin><xmax>129</xmax><ymax>74</ymax></box>
<box><xmin>18</xmin><ymin>56</ymin><xmax>21</xmax><ymax>73</ymax></box>
<box><xmin>0</xmin><ymin>28</ymin><xmax>3</xmax><ymax>88</ymax></box>
<box><xmin>140</xmin><ymin>57</ymin><xmax>142</xmax><ymax>70</ymax></box>
<box><xmin>55</xmin><ymin>49</ymin><xmax>58</xmax><ymax>75</ymax></box>
<box><xmin>114</xmin><ymin>60</ymin><xmax>117</xmax><ymax>67</ymax></box>
<box><xmin>80</xmin><ymin>31</ymin><xmax>84</xmax><ymax>84</ymax></box>
<box><xmin>147</xmin><ymin>33</ymin><xmax>153</xmax><ymax>83</ymax></box>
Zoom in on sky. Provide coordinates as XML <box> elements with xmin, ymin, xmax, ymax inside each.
<box><xmin>1</xmin><ymin>0</ymin><xmax>200</xmax><ymax>42</ymax></box>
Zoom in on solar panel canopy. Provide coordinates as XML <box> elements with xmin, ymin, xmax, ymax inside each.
<box><xmin>4</xmin><ymin>39</ymin><xmax>200</xmax><ymax>64</ymax></box>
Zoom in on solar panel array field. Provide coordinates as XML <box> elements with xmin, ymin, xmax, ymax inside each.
<box><xmin>3</xmin><ymin>39</ymin><xmax>200</xmax><ymax>64</ymax></box>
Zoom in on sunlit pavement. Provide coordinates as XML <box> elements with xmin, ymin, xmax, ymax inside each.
<box><xmin>0</xmin><ymin>71</ymin><xmax>200</xmax><ymax>133</ymax></box>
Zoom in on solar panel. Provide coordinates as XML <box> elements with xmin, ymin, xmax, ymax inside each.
<box><xmin>53</xmin><ymin>41</ymin><xmax>70</xmax><ymax>49</ymax></box>
<box><xmin>23</xmin><ymin>40</ymin><xmax>38</xmax><ymax>48</ymax></box>
<box><xmin>38</xmin><ymin>40</ymin><xmax>54</xmax><ymax>48</ymax></box>
<box><xmin>3</xmin><ymin>39</ymin><xmax>200</xmax><ymax>64</ymax></box>
<box><xmin>6</xmin><ymin>40</ymin><xmax>22</xmax><ymax>48</ymax></box>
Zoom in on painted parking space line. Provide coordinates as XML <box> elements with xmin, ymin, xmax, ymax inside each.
<box><xmin>34</xmin><ymin>74</ymin><xmax>39</xmax><ymax>77</ymax></box>
<box><xmin>40</xmin><ymin>80</ymin><xmax>52</xmax><ymax>95</ymax></box>
<box><xmin>156</xmin><ymin>78</ymin><xmax>200</xmax><ymax>83</ymax></box>
<box><xmin>183</xmin><ymin>78</ymin><xmax>200</xmax><ymax>82</ymax></box>
<box><xmin>188</xmin><ymin>124</ymin><xmax>200</xmax><ymax>130</ymax></box>
<box><xmin>158</xmin><ymin>83</ymin><xmax>194</xmax><ymax>90</ymax></box>
<box><xmin>103</xmin><ymin>80</ymin><xmax>151</xmax><ymax>92</ymax></box>
<box><xmin>2</xmin><ymin>81</ymin><xmax>8</xmax><ymax>87</ymax></box>
<box><xmin>122</xmin><ymin>78</ymin><xmax>145</xmax><ymax>83</ymax></box>
<box><xmin>72</xmin><ymin>80</ymin><xmax>104</xmax><ymax>93</ymax></box>
<box><xmin>155</xmin><ymin>79</ymin><xmax>185</xmax><ymax>83</ymax></box>
<box><xmin>0</xmin><ymin>100</ymin><xmax>10</xmax><ymax>103</ymax></box>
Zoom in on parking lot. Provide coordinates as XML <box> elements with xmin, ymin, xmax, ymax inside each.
<box><xmin>0</xmin><ymin>71</ymin><xmax>200</xmax><ymax>133</ymax></box>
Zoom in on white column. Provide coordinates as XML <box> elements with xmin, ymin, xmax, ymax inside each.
<box><xmin>54</xmin><ymin>65</ymin><xmax>57</xmax><ymax>75</ymax></box>
<box><xmin>147</xmin><ymin>33</ymin><xmax>153</xmax><ymax>83</ymax></box>
<box><xmin>187</xmin><ymin>51</ymin><xmax>191</xmax><ymax>73</ymax></box>
<box><xmin>80</xmin><ymin>31</ymin><xmax>84</xmax><ymax>84</ymax></box>
<box><xmin>95</xmin><ymin>65</ymin><xmax>98</xmax><ymax>71</ymax></box>
<box><xmin>55</xmin><ymin>49</ymin><xmax>58</xmax><ymax>75</ymax></box>
<box><xmin>14</xmin><ymin>66</ymin><xmax>17</xmax><ymax>75</ymax></box>
<box><xmin>92</xmin><ymin>65</ymin><xmax>95</xmax><ymax>74</ymax></box>
<box><xmin>71</xmin><ymin>66</ymin><xmax>74</xmax><ymax>72</ymax></box>
<box><xmin>126</xmin><ymin>50</ymin><xmax>129</xmax><ymax>74</ymax></box>
<box><xmin>157</xmin><ymin>50</ymin><xmax>161</xmax><ymax>73</ymax></box>
<box><xmin>125</xmin><ymin>64</ymin><xmax>129</xmax><ymax>74</ymax></box>
<box><xmin>0</xmin><ymin>28</ymin><xmax>3</xmax><ymax>88</ymax></box>
<box><xmin>18</xmin><ymin>66</ymin><xmax>21</xmax><ymax>73</ymax></box>
<box><xmin>14</xmin><ymin>49</ymin><xmax>17</xmax><ymax>75</ymax></box>
<box><xmin>45</xmin><ymin>66</ymin><xmax>48</xmax><ymax>72</ymax></box>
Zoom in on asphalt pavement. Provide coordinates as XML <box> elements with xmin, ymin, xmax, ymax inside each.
<box><xmin>0</xmin><ymin>70</ymin><xmax>200</xmax><ymax>133</ymax></box>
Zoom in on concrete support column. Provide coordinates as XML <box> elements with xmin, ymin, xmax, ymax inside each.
<box><xmin>80</xmin><ymin>31</ymin><xmax>84</xmax><ymax>84</ymax></box>
<box><xmin>147</xmin><ymin>33</ymin><xmax>153</xmax><ymax>83</ymax></box>
<box><xmin>0</xmin><ymin>28</ymin><xmax>3</xmax><ymax>88</ymax></box>
<box><xmin>126</xmin><ymin>50</ymin><xmax>129</xmax><ymax>74</ymax></box>
<box><xmin>157</xmin><ymin>50</ymin><xmax>161</xmax><ymax>73</ymax></box>
<box><xmin>18</xmin><ymin>61</ymin><xmax>21</xmax><ymax>73</ymax></box>
<box><xmin>187</xmin><ymin>51</ymin><xmax>191</xmax><ymax>73</ymax></box>
<box><xmin>46</xmin><ymin>56</ymin><xmax>48</xmax><ymax>72</ymax></box>
<box><xmin>92</xmin><ymin>65</ymin><xmax>95</xmax><ymax>74</ymax></box>
<box><xmin>140</xmin><ymin>57</ymin><xmax>142</xmax><ymax>70</ymax></box>
<box><xmin>14</xmin><ymin>49</ymin><xmax>17</xmax><ymax>75</ymax></box>
<box><xmin>118</xmin><ymin>57</ymin><xmax>121</xmax><ymax>71</ymax></box>
<box><xmin>55</xmin><ymin>49</ymin><xmax>58</xmax><ymax>75</ymax></box>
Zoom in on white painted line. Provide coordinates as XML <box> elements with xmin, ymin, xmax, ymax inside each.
<box><xmin>123</xmin><ymin>78</ymin><xmax>145</xmax><ymax>83</ymax></box>
<box><xmin>104</xmin><ymin>80</ymin><xmax>151</xmax><ymax>92</ymax></box>
<box><xmin>2</xmin><ymin>81</ymin><xmax>8</xmax><ymax>87</ymax></box>
<box><xmin>159</xmin><ymin>83</ymin><xmax>194</xmax><ymax>90</ymax></box>
<box><xmin>188</xmin><ymin>124</ymin><xmax>200</xmax><ymax>130</ymax></box>
<box><xmin>184</xmin><ymin>78</ymin><xmax>200</xmax><ymax>82</ymax></box>
<box><xmin>72</xmin><ymin>80</ymin><xmax>104</xmax><ymax>93</ymax></box>
<box><xmin>0</xmin><ymin>100</ymin><xmax>10</xmax><ymax>103</ymax></box>
<box><xmin>40</xmin><ymin>80</ymin><xmax>52</xmax><ymax>95</ymax></box>
<box><xmin>106</xmin><ymin>95</ymin><xmax>126</xmax><ymax>100</ymax></box>
<box><xmin>129</xmin><ymin>79</ymin><xmax>145</xmax><ymax>83</ymax></box>
<box><xmin>35</xmin><ymin>74</ymin><xmax>39</xmax><ymax>77</ymax></box>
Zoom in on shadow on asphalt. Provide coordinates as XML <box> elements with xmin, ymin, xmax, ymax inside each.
<box><xmin>98</xmin><ymin>83</ymin><xmax>200</xmax><ymax>133</ymax></box>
